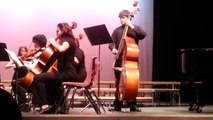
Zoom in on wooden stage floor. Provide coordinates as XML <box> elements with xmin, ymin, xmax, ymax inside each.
<box><xmin>22</xmin><ymin>105</ymin><xmax>213</xmax><ymax>120</ymax></box>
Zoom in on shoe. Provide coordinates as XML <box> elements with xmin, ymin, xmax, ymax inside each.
<box><xmin>109</xmin><ymin>105</ymin><xmax>121</xmax><ymax>112</ymax></box>
<box><xmin>188</xmin><ymin>106</ymin><xmax>195</xmax><ymax>111</ymax></box>
<box><xmin>130</xmin><ymin>106</ymin><xmax>141</xmax><ymax>112</ymax></box>
<box><xmin>108</xmin><ymin>106</ymin><xmax>121</xmax><ymax>112</ymax></box>
<box><xmin>38</xmin><ymin>105</ymin><xmax>53</xmax><ymax>114</ymax></box>
<box><xmin>109</xmin><ymin>100</ymin><xmax>122</xmax><ymax>111</ymax></box>
<box><xmin>20</xmin><ymin>103</ymin><xmax>31</xmax><ymax>112</ymax></box>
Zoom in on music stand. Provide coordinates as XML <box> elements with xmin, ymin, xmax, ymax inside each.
<box><xmin>0</xmin><ymin>43</ymin><xmax>10</xmax><ymax>88</ymax></box>
<box><xmin>84</xmin><ymin>24</ymin><xmax>113</xmax><ymax>96</ymax></box>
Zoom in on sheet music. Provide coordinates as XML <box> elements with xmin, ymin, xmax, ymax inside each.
<box><xmin>5</xmin><ymin>49</ymin><xmax>24</xmax><ymax>68</ymax></box>
<box><xmin>5</xmin><ymin>48</ymin><xmax>41</xmax><ymax>74</ymax></box>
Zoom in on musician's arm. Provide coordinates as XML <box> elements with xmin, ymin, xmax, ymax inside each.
<box><xmin>109</xmin><ymin>29</ymin><xmax>119</xmax><ymax>55</ymax></box>
<box><xmin>132</xmin><ymin>25</ymin><xmax>146</xmax><ymax>39</ymax></box>
<box><xmin>49</xmin><ymin>38</ymin><xmax>69</xmax><ymax>52</ymax></box>
<box><xmin>5</xmin><ymin>59</ymin><xmax>16</xmax><ymax>69</ymax></box>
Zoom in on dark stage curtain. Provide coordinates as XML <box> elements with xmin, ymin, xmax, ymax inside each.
<box><xmin>153</xmin><ymin>0</ymin><xmax>212</xmax><ymax>103</ymax></box>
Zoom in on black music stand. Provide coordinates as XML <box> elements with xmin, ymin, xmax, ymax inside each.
<box><xmin>0</xmin><ymin>43</ymin><xmax>10</xmax><ymax>61</ymax></box>
<box><xmin>84</xmin><ymin>24</ymin><xmax>113</xmax><ymax>96</ymax></box>
<box><xmin>0</xmin><ymin>43</ymin><xmax>10</xmax><ymax>88</ymax></box>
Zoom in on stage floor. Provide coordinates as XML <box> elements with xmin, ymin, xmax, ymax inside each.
<box><xmin>22</xmin><ymin>105</ymin><xmax>213</xmax><ymax>120</ymax></box>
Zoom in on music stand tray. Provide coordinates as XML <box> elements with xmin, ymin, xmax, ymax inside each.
<box><xmin>0</xmin><ymin>42</ymin><xmax>10</xmax><ymax>85</ymax></box>
<box><xmin>83</xmin><ymin>24</ymin><xmax>113</xmax><ymax>46</ymax></box>
<box><xmin>0</xmin><ymin>43</ymin><xmax>10</xmax><ymax>61</ymax></box>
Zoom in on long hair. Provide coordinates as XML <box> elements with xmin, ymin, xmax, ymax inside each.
<box><xmin>17</xmin><ymin>46</ymin><xmax>28</xmax><ymax>57</ymax></box>
<box><xmin>57</xmin><ymin>22</ymin><xmax>75</xmax><ymax>39</ymax></box>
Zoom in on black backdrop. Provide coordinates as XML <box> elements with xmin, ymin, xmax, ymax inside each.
<box><xmin>153</xmin><ymin>0</ymin><xmax>212</xmax><ymax>103</ymax></box>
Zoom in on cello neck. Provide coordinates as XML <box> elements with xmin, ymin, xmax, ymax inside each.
<box><xmin>115</xmin><ymin>1</ymin><xmax>140</xmax><ymax>59</ymax></box>
<box><xmin>115</xmin><ymin>25</ymin><xmax>129</xmax><ymax>59</ymax></box>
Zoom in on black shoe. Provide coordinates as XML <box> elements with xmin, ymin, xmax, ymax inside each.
<box><xmin>109</xmin><ymin>100</ymin><xmax>122</xmax><ymax>111</ymax></box>
<box><xmin>109</xmin><ymin>107</ymin><xmax>121</xmax><ymax>112</ymax></box>
<box><xmin>188</xmin><ymin>107</ymin><xmax>195</xmax><ymax>111</ymax></box>
<box><xmin>20</xmin><ymin>104</ymin><xmax>31</xmax><ymax>112</ymax></box>
<box><xmin>130</xmin><ymin>106</ymin><xmax>141</xmax><ymax>112</ymax></box>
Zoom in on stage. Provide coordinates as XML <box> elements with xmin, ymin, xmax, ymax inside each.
<box><xmin>22</xmin><ymin>105</ymin><xmax>213</xmax><ymax>120</ymax></box>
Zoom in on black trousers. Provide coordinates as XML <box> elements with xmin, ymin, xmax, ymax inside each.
<box><xmin>11</xmin><ymin>66</ymin><xmax>29</xmax><ymax>105</ymax></box>
<box><xmin>31</xmin><ymin>72</ymin><xmax>62</xmax><ymax>107</ymax></box>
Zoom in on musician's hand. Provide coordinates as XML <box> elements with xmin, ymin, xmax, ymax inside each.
<box><xmin>74</xmin><ymin>57</ymin><xmax>79</xmax><ymax>65</ymax></box>
<box><xmin>126</xmin><ymin>19</ymin><xmax>135</xmax><ymax>29</ymax></box>
<box><xmin>112</xmin><ymin>48</ymin><xmax>118</xmax><ymax>55</ymax></box>
<box><xmin>122</xmin><ymin>17</ymin><xmax>135</xmax><ymax>29</ymax></box>
<box><xmin>49</xmin><ymin>38</ymin><xmax>56</xmax><ymax>45</ymax></box>
<box><xmin>49</xmin><ymin>38</ymin><xmax>59</xmax><ymax>52</ymax></box>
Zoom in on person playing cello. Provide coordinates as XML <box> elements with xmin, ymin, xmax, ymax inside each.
<box><xmin>108</xmin><ymin>9</ymin><xmax>146</xmax><ymax>112</ymax></box>
<box><xmin>30</xmin><ymin>22</ymin><xmax>78</xmax><ymax>114</ymax></box>
<box><xmin>6</xmin><ymin>34</ymin><xmax>47</xmax><ymax>112</ymax></box>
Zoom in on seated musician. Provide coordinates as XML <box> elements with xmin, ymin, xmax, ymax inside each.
<box><xmin>73</xmin><ymin>34</ymin><xmax>87</xmax><ymax>82</ymax></box>
<box><xmin>58</xmin><ymin>34</ymin><xmax>87</xmax><ymax>114</ymax></box>
<box><xmin>108</xmin><ymin>9</ymin><xmax>146</xmax><ymax>112</ymax></box>
<box><xmin>5</xmin><ymin>46</ymin><xmax>28</xmax><ymax>111</ymax></box>
<box><xmin>29</xmin><ymin>22</ymin><xmax>81</xmax><ymax>114</ymax></box>
<box><xmin>5</xmin><ymin>46</ymin><xmax>28</xmax><ymax>69</ymax></box>
<box><xmin>8</xmin><ymin>34</ymin><xmax>47</xmax><ymax>112</ymax></box>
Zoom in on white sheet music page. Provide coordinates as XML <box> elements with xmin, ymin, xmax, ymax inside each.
<box><xmin>5</xmin><ymin>49</ymin><xmax>24</xmax><ymax>68</ymax></box>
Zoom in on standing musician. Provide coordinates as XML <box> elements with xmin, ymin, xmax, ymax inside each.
<box><xmin>6</xmin><ymin>34</ymin><xmax>47</xmax><ymax>112</ymax></box>
<box><xmin>30</xmin><ymin>22</ymin><xmax>77</xmax><ymax>114</ymax></box>
<box><xmin>108</xmin><ymin>9</ymin><xmax>146</xmax><ymax>112</ymax></box>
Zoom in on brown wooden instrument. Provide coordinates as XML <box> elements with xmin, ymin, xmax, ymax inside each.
<box><xmin>21</xmin><ymin>21</ymin><xmax>77</xmax><ymax>90</ymax></box>
<box><xmin>116</xmin><ymin>1</ymin><xmax>140</xmax><ymax>101</ymax></box>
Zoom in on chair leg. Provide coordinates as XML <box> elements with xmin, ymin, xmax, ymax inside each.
<box><xmin>91</xmin><ymin>90</ymin><xmax>106</xmax><ymax>113</ymax></box>
<box><xmin>82</xmin><ymin>88</ymin><xmax>101</xmax><ymax>114</ymax></box>
<box><xmin>79</xmin><ymin>89</ymin><xmax>92</xmax><ymax>112</ymax></box>
<box><xmin>65</xmin><ymin>88</ymin><xmax>77</xmax><ymax>112</ymax></box>
<box><xmin>55</xmin><ymin>87</ymin><xmax>71</xmax><ymax>114</ymax></box>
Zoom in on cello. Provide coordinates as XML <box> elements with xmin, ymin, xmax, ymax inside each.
<box><xmin>115</xmin><ymin>1</ymin><xmax>140</xmax><ymax>101</ymax></box>
<box><xmin>20</xmin><ymin>22</ymin><xmax>77</xmax><ymax>90</ymax></box>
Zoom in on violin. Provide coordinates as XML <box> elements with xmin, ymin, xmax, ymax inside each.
<box><xmin>18</xmin><ymin>49</ymin><xmax>38</xmax><ymax>62</ymax></box>
<box><xmin>24</xmin><ymin>49</ymin><xmax>38</xmax><ymax>58</ymax></box>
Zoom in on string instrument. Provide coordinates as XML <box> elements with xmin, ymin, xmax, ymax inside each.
<box><xmin>20</xmin><ymin>22</ymin><xmax>77</xmax><ymax>90</ymax></box>
<box><xmin>37</xmin><ymin>21</ymin><xmax>77</xmax><ymax>72</ymax></box>
<box><xmin>24</xmin><ymin>49</ymin><xmax>38</xmax><ymax>58</ymax></box>
<box><xmin>116</xmin><ymin>1</ymin><xmax>140</xmax><ymax>101</ymax></box>
<box><xmin>48</xmin><ymin>31</ymin><xmax>83</xmax><ymax>71</ymax></box>
<box><xmin>17</xmin><ymin>49</ymin><xmax>37</xmax><ymax>63</ymax></box>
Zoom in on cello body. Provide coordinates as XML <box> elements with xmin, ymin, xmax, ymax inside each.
<box><xmin>20</xmin><ymin>45</ymin><xmax>58</xmax><ymax>90</ymax></box>
<box><xmin>119</xmin><ymin>36</ymin><xmax>139</xmax><ymax>101</ymax></box>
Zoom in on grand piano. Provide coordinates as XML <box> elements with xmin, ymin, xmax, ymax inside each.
<box><xmin>180</xmin><ymin>48</ymin><xmax>213</xmax><ymax>112</ymax></box>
